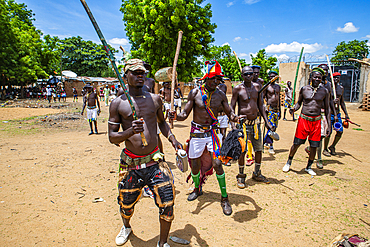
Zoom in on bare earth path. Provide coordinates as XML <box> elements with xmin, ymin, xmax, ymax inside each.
<box><xmin>0</xmin><ymin>98</ymin><xmax>369</xmax><ymax>246</ymax></box>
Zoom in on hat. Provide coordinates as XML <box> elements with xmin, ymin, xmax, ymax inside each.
<box><xmin>200</xmin><ymin>60</ymin><xmax>224</xmax><ymax>80</ymax></box>
<box><xmin>333</xmin><ymin>72</ymin><xmax>341</xmax><ymax>77</ymax></box>
<box><xmin>84</xmin><ymin>83</ymin><xmax>93</xmax><ymax>88</ymax></box>
<box><xmin>251</xmin><ymin>65</ymin><xmax>261</xmax><ymax>69</ymax></box>
<box><xmin>312</xmin><ymin>67</ymin><xmax>325</xmax><ymax>76</ymax></box>
<box><xmin>268</xmin><ymin>70</ymin><xmax>278</xmax><ymax>75</ymax></box>
<box><xmin>124</xmin><ymin>59</ymin><xmax>146</xmax><ymax>73</ymax></box>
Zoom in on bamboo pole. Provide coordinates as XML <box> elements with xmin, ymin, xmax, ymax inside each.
<box><xmin>292</xmin><ymin>47</ymin><xmax>304</xmax><ymax>107</ymax></box>
<box><xmin>80</xmin><ymin>0</ymin><xmax>147</xmax><ymax>146</ymax></box>
<box><xmin>326</xmin><ymin>55</ymin><xmax>337</xmax><ymax>99</ymax></box>
<box><xmin>233</xmin><ymin>51</ymin><xmax>242</xmax><ymax>73</ymax></box>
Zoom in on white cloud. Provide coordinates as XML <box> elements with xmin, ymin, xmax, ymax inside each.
<box><xmin>108</xmin><ymin>38</ymin><xmax>130</xmax><ymax>46</ymax></box>
<box><xmin>273</xmin><ymin>54</ymin><xmax>289</xmax><ymax>61</ymax></box>
<box><xmin>221</xmin><ymin>42</ymin><xmax>230</xmax><ymax>47</ymax></box>
<box><xmin>227</xmin><ymin>1</ymin><xmax>234</xmax><ymax>7</ymax></box>
<box><xmin>239</xmin><ymin>52</ymin><xmax>256</xmax><ymax>64</ymax></box>
<box><xmin>364</xmin><ymin>34</ymin><xmax>370</xmax><ymax>39</ymax></box>
<box><xmin>233</xmin><ymin>37</ymin><xmax>242</xmax><ymax>42</ymax></box>
<box><xmin>244</xmin><ymin>0</ymin><xmax>261</xmax><ymax>4</ymax></box>
<box><xmin>265</xmin><ymin>41</ymin><xmax>323</xmax><ymax>53</ymax></box>
<box><xmin>336</xmin><ymin>22</ymin><xmax>359</xmax><ymax>33</ymax></box>
<box><xmin>245</xmin><ymin>38</ymin><xmax>249</xmax><ymax>41</ymax></box>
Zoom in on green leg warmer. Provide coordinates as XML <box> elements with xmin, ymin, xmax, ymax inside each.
<box><xmin>216</xmin><ymin>173</ymin><xmax>227</xmax><ymax>198</ymax></box>
<box><xmin>191</xmin><ymin>171</ymin><xmax>200</xmax><ymax>189</ymax></box>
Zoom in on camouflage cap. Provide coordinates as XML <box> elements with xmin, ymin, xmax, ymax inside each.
<box><xmin>124</xmin><ymin>59</ymin><xmax>146</xmax><ymax>73</ymax></box>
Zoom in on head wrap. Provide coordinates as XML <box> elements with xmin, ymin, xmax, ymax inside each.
<box><xmin>251</xmin><ymin>65</ymin><xmax>261</xmax><ymax>69</ymax></box>
<box><xmin>124</xmin><ymin>59</ymin><xmax>146</xmax><ymax>73</ymax></box>
<box><xmin>333</xmin><ymin>72</ymin><xmax>341</xmax><ymax>77</ymax></box>
<box><xmin>311</xmin><ymin>67</ymin><xmax>325</xmax><ymax>76</ymax></box>
<box><xmin>268</xmin><ymin>70</ymin><xmax>278</xmax><ymax>75</ymax></box>
<box><xmin>200</xmin><ymin>60</ymin><xmax>224</xmax><ymax>80</ymax></box>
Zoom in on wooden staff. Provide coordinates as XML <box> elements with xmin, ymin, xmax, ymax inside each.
<box><xmin>326</xmin><ymin>54</ymin><xmax>337</xmax><ymax>99</ymax></box>
<box><xmin>170</xmin><ymin>31</ymin><xmax>183</xmax><ymax>129</ymax></box>
<box><xmin>233</xmin><ymin>51</ymin><xmax>242</xmax><ymax>72</ymax></box>
<box><xmin>80</xmin><ymin>0</ymin><xmax>147</xmax><ymax>146</ymax></box>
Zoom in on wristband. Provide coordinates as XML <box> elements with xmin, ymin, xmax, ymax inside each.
<box><xmin>167</xmin><ymin>133</ymin><xmax>174</xmax><ymax>141</ymax></box>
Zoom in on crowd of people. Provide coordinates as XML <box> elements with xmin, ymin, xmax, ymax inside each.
<box><xmin>102</xmin><ymin>58</ymin><xmax>350</xmax><ymax>247</ymax></box>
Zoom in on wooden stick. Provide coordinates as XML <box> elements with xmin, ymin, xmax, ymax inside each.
<box><xmin>233</xmin><ymin>51</ymin><xmax>242</xmax><ymax>73</ymax></box>
<box><xmin>80</xmin><ymin>0</ymin><xmax>147</xmax><ymax>146</ymax></box>
<box><xmin>170</xmin><ymin>31</ymin><xmax>183</xmax><ymax>129</ymax></box>
<box><xmin>326</xmin><ymin>55</ymin><xmax>337</xmax><ymax>99</ymax></box>
<box><xmin>348</xmin><ymin>58</ymin><xmax>370</xmax><ymax>66</ymax></box>
<box><xmin>119</xmin><ymin>46</ymin><xmax>125</xmax><ymax>54</ymax></box>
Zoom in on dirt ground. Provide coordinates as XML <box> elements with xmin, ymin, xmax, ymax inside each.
<box><xmin>0</xmin><ymin>97</ymin><xmax>369</xmax><ymax>247</ymax></box>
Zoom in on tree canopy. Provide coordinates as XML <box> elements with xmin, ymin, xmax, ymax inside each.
<box><xmin>121</xmin><ymin>0</ymin><xmax>216</xmax><ymax>82</ymax></box>
<box><xmin>59</xmin><ymin>36</ymin><xmax>118</xmax><ymax>77</ymax></box>
<box><xmin>250</xmin><ymin>49</ymin><xmax>278</xmax><ymax>83</ymax></box>
<box><xmin>203</xmin><ymin>44</ymin><xmax>248</xmax><ymax>81</ymax></box>
<box><xmin>331</xmin><ymin>39</ymin><xmax>369</xmax><ymax>66</ymax></box>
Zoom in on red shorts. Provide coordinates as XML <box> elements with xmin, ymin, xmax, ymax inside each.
<box><xmin>294</xmin><ymin>114</ymin><xmax>321</xmax><ymax>144</ymax></box>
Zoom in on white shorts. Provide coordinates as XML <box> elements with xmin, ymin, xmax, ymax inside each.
<box><xmin>217</xmin><ymin>115</ymin><xmax>229</xmax><ymax>128</ymax></box>
<box><xmin>87</xmin><ymin>108</ymin><xmax>97</xmax><ymax>121</ymax></box>
<box><xmin>188</xmin><ymin>129</ymin><xmax>223</xmax><ymax>159</ymax></box>
<box><xmin>174</xmin><ymin>98</ymin><xmax>181</xmax><ymax>107</ymax></box>
<box><xmin>164</xmin><ymin>102</ymin><xmax>171</xmax><ymax>111</ymax></box>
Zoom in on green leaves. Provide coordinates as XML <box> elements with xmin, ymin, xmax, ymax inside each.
<box><xmin>251</xmin><ymin>49</ymin><xmax>277</xmax><ymax>83</ymax></box>
<box><xmin>121</xmin><ymin>0</ymin><xmax>216</xmax><ymax>82</ymax></box>
<box><xmin>332</xmin><ymin>40</ymin><xmax>369</xmax><ymax>67</ymax></box>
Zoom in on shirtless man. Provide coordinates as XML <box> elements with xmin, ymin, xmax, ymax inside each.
<box><xmin>251</xmin><ymin>65</ymin><xmax>264</xmax><ymax>88</ymax></box>
<box><xmin>283</xmin><ymin>81</ymin><xmax>295</xmax><ymax>121</ymax></box>
<box><xmin>283</xmin><ymin>68</ymin><xmax>331</xmax><ymax>176</ymax></box>
<box><xmin>108</xmin><ymin>59</ymin><xmax>182</xmax><ymax>247</ymax></box>
<box><xmin>217</xmin><ymin>82</ymin><xmax>228</xmax><ymax>143</ymax></box>
<box><xmin>81</xmin><ymin>84</ymin><xmax>101</xmax><ymax>135</ymax></box>
<box><xmin>305</xmin><ymin>64</ymin><xmax>337</xmax><ymax>168</ymax></box>
<box><xmin>159</xmin><ymin>82</ymin><xmax>172</xmax><ymax>120</ymax></box>
<box><xmin>323</xmin><ymin>72</ymin><xmax>349</xmax><ymax>156</ymax></box>
<box><xmin>263</xmin><ymin>71</ymin><xmax>281</xmax><ymax>155</ymax></box>
<box><xmin>231</xmin><ymin>66</ymin><xmax>275</xmax><ymax>189</ymax></box>
<box><xmin>174</xmin><ymin>60</ymin><xmax>240</xmax><ymax>215</ymax></box>
<box><xmin>174</xmin><ymin>84</ymin><xmax>183</xmax><ymax>115</ymax></box>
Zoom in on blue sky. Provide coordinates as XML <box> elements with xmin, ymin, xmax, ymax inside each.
<box><xmin>19</xmin><ymin>0</ymin><xmax>370</xmax><ymax>64</ymax></box>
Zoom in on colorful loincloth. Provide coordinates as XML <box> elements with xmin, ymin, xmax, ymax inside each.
<box><xmin>264</xmin><ymin>106</ymin><xmax>280</xmax><ymax>144</ymax></box>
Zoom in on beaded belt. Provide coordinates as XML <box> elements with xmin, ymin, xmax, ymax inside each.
<box><xmin>300</xmin><ymin>113</ymin><xmax>321</xmax><ymax>122</ymax></box>
<box><xmin>190</xmin><ymin>129</ymin><xmax>219</xmax><ymax>138</ymax></box>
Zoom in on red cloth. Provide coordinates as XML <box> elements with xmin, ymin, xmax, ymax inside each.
<box><xmin>123</xmin><ymin>146</ymin><xmax>159</xmax><ymax>159</ymax></box>
<box><xmin>295</xmin><ymin>115</ymin><xmax>321</xmax><ymax>142</ymax></box>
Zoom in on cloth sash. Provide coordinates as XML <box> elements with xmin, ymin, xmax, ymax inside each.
<box><xmin>199</xmin><ymin>85</ymin><xmax>221</xmax><ymax>158</ymax></box>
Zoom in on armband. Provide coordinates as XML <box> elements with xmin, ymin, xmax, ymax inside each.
<box><xmin>108</xmin><ymin>121</ymin><xmax>121</xmax><ymax>125</ymax></box>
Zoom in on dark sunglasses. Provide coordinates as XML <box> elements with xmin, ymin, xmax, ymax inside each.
<box><xmin>130</xmin><ymin>70</ymin><xmax>146</xmax><ymax>76</ymax></box>
<box><xmin>243</xmin><ymin>72</ymin><xmax>253</xmax><ymax>76</ymax></box>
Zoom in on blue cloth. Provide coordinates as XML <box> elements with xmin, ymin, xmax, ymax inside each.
<box><xmin>331</xmin><ymin>113</ymin><xmax>343</xmax><ymax>132</ymax></box>
<box><xmin>264</xmin><ymin>110</ymin><xmax>280</xmax><ymax>144</ymax></box>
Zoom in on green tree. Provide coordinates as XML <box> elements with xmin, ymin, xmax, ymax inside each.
<box><xmin>203</xmin><ymin>44</ymin><xmax>247</xmax><ymax>81</ymax></box>
<box><xmin>250</xmin><ymin>49</ymin><xmax>277</xmax><ymax>83</ymax></box>
<box><xmin>38</xmin><ymin>35</ymin><xmax>61</xmax><ymax>76</ymax></box>
<box><xmin>59</xmin><ymin>36</ymin><xmax>117</xmax><ymax>77</ymax></box>
<box><xmin>121</xmin><ymin>0</ymin><xmax>216</xmax><ymax>82</ymax></box>
<box><xmin>0</xmin><ymin>0</ymin><xmax>48</xmax><ymax>95</ymax></box>
<box><xmin>331</xmin><ymin>39</ymin><xmax>369</xmax><ymax>66</ymax></box>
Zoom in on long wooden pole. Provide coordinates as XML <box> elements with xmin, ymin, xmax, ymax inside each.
<box><xmin>292</xmin><ymin>47</ymin><xmax>304</xmax><ymax>107</ymax></box>
<box><xmin>326</xmin><ymin>54</ymin><xmax>337</xmax><ymax>99</ymax></box>
<box><xmin>233</xmin><ymin>51</ymin><xmax>242</xmax><ymax>73</ymax></box>
<box><xmin>80</xmin><ymin>0</ymin><xmax>147</xmax><ymax>146</ymax></box>
<box><xmin>170</xmin><ymin>31</ymin><xmax>183</xmax><ymax>129</ymax></box>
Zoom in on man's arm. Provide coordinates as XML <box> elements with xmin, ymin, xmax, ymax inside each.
<box><xmin>176</xmin><ymin>89</ymin><xmax>195</xmax><ymax>121</ymax></box>
<box><xmin>259</xmin><ymin>90</ymin><xmax>274</xmax><ymax>131</ymax></box>
<box><xmin>95</xmin><ymin>93</ymin><xmax>101</xmax><ymax>113</ymax></box>
<box><xmin>323</xmin><ymin>89</ymin><xmax>332</xmax><ymax>136</ymax></box>
<box><xmin>290</xmin><ymin>87</ymin><xmax>303</xmax><ymax>114</ymax></box>
<box><xmin>220</xmin><ymin>91</ymin><xmax>238</xmax><ymax>122</ymax></box>
<box><xmin>230</xmin><ymin>86</ymin><xmax>239</xmax><ymax>129</ymax></box>
<box><xmin>278</xmin><ymin>86</ymin><xmax>281</xmax><ymax>119</ymax></box>
<box><xmin>156</xmin><ymin>95</ymin><xmax>183</xmax><ymax>151</ymax></box>
<box><xmin>108</xmin><ymin>100</ymin><xmax>144</xmax><ymax>145</ymax></box>
<box><xmin>340</xmin><ymin>90</ymin><xmax>349</xmax><ymax>119</ymax></box>
<box><xmin>81</xmin><ymin>96</ymin><xmax>86</xmax><ymax>115</ymax></box>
